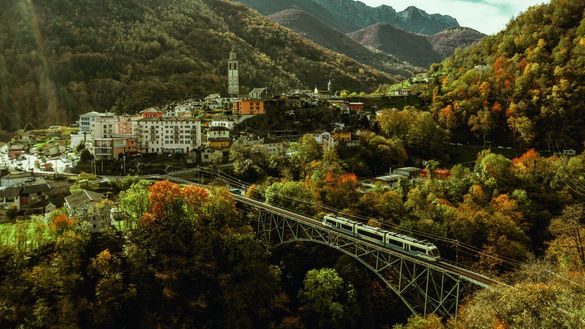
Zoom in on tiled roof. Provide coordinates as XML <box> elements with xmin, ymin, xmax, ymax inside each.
<box><xmin>65</xmin><ymin>190</ymin><xmax>105</xmax><ymax>210</ymax></box>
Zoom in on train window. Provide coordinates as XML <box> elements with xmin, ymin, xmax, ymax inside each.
<box><xmin>410</xmin><ymin>246</ymin><xmax>426</xmax><ymax>254</ymax></box>
<box><xmin>357</xmin><ymin>228</ymin><xmax>384</xmax><ymax>242</ymax></box>
<box><xmin>340</xmin><ymin>223</ymin><xmax>353</xmax><ymax>231</ymax></box>
<box><xmin>324</xmin><ymin>217</ymin><xmax>337</xmax><ymax>225</ymax></box>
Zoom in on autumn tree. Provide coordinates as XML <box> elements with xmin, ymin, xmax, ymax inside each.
<box><xmin>298</xmin><ymin>268</ymin><xmax>358</xmax><ymax>329</ymax></box>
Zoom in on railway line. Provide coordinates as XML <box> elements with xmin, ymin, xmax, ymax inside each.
<box><xmin>148</xmin><ymin>174</ymin><xmax>505</xmax><ymax>289</ymax></box>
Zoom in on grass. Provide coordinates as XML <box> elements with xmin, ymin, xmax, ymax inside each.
<box><xmin>0</xmin><ymin>217</ymin><xmax>55</xmax><ymax>250</ymax></box>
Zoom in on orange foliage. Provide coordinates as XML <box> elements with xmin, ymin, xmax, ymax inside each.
<box><xmin>338</xmin><ymin>172</ymin><xmax>358</xmax><ymax>185</ymax></box>
<box><xmin>491</xmin><ymin>194</ymin><xmax>519</xmax><ymax>214</ymax></box>
<box><xmin>51</xmin><ymin>213</ymin><xmax>75</xmax><ymax>232</ymax></box>
<box><xmin>512</xmin><ymin>149</ymin><xmax>539</xmax><ymax>165</ymax></box>
<box><xmin>494</xmin><ymin>319</ymin><xmax>508</xmax><ymax>329</ymax></box>
<box><xmin>440</xmin><ymin>105</ymin><xmax>452</xmax><ymax>116</ymax></box>
<box><xmin>147</xmin><ymin>180</ymin><xmax>183</xmax><ymax>220</ymax></box>
<box><xmin>479</xmin><ymin>81</ymin><xmax>491</xmax><ymax>96</ymax></box>
<box><xmin>324</xmin><ymin>171</ymin><xmax>336</xmax><ymax>184</ymax></box>
<box><xmin>181</xmin><ymin>185</ymin><xmax>209</xmax><ymax>209</ymax></box>
<box><xmin>491</xmin><ymin>101</ymin><xmax>502</xmax><ymax>113</ymax></box>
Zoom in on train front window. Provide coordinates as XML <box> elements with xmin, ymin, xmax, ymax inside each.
<box><xmin>410</xmin><ymin>246</ymin><xmax>426</xmax><ymax>254</ymax></box>
<box><xmin>429</xmin><ymin>249</ymin><xmax>440</xmax><ymax>257</ymax></box>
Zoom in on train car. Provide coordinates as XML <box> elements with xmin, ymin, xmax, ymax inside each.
<box><xmin>323</xmin><ymin>214</ymin><xmax>359</xmax><ymax>234</ymax></box>
<box><xmin>355</xmin><ymin>224</ymin><xmax>387</xmax><ymax>245</ymax></box>
<box><xmin>322</xmin><ymin>214</ymin><xmax>441</xmax><ymax>261</ymax></box>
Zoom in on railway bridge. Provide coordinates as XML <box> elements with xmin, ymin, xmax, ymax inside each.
<box><xmin>232</xmin><ymin>193</ymin><xmax>504</xmax><ymax>318</ymax></box>
<box><xmin>159</xmin><ymin>174</ymin><xmax>504</xmax><ymax>318</ymax></box>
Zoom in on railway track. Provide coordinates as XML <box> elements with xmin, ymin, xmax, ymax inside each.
<box><xmin>154</xmin><ymin>174</ymin><xmax>506</xmax><ymax>289</ymax></box>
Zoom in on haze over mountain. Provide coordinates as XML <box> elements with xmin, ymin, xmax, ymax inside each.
<box><xmin>268</xmin><ymin>8</ymin><xmax>422</xmax><ymax>76</ymax></box>
<box><xmin>347</xmin><ymin>23</ymin><xmax>441</xmax><ymax>68</ymax></box>
<box><xmin>0</xmin><ymin>0</ymin><xmax>394</xmax><ymax>131</ymax></box>
<box><xmin>426</xmin><ymin>27</ymin><xmax>486</xmax><ymax>58</ymax></box>
<box><xmin>239</xmin><ymin>0</ymin><xmax>484</xmax><ymax>72</ymax></box>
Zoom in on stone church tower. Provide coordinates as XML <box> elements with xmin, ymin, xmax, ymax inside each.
<box><xmin>228</xmin><ymin>49</ymin><xmax>240</xmax><ymax>96</ymax></box>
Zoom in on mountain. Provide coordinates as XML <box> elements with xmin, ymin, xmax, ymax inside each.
<box><xmin>237</xmin><ymin>0</ymin><xmax>482</xmax><ymax>71</ymax></box>
<box><xmin>268</xmin><ymin>9</ymin><xmax>422</xmax><ymax>76</ymax></box>
<box><xmin>429</xmin><ymin>0</ymin><xmax>585</xmax><ymax>149</ymax></box>
<box><xmin>0</xmin><ymin>0</ymin><xmax>393</xmax><ymax>132</ymax></box>
<box><xmin>427</xmin><ymin>27</ymin><xmax>486</xmax><ymax>57</ymax></box>
<box><xmin>238</xmin><ymin>0</ymin><xmax>359</xmax><ymax>32</ymax></box>
<box><xmin>312</xmin><ymin>0</ymin><xmax>459</xmax><ymax>34</ymax></box>
<box><xmin>348</xmin><ymin>23</ymin><xmax>442</xmax><ymax>68</ymax></box>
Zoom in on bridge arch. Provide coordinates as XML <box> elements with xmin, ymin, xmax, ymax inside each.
<box><xmin>254</xmin><ymin>209</ymin><xmax>467</xmax><ymax>317</ymax></box>
<box><xmin>273</xmin><ymin>238</ymin><xmax>417</xmax><ymax>314</ymax></box>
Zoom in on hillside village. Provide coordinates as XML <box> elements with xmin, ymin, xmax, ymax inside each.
<box><xmin>0</xmin><ymin>48</ymin><xmax>431</xmax><ymax>225</ymax></box>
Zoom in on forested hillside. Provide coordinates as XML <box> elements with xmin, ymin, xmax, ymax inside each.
<box><xmin>0</xmin><ymin>0</ymin><xmax>393</xmax><ymax>132</ymax></box>
<box><xmin>428</xmin><ymin>0</ymin><xmax>585</xmax><ymax>149</ymax></box>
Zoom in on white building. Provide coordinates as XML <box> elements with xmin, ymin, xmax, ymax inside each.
<box><xmin>136</xmin><ymin>117</ymin><xmax>202</xmax><ymax>154</ymax></box>
<box><xmin>79</xmin><ymin>111</ymin><xmax>109</xmax><ymax>133</ymax></box>
<box><xmin>210</xmin><ymin>117</ymin><xmax>235</xmax><ymax>131</ymax></box>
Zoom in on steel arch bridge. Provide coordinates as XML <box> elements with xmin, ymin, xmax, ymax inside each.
<box><xmin>159</xmin><ymin>175</ymin><xmax>502</xmax><ymax>318</ymax></box>
<box><xmin>236</xmin><ymin>196</ymin><xmax>502</xmax><ymax>318</ymax></box>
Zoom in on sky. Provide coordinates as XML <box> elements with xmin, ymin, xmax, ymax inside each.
<box><xmin>360</xmin><ymin>0</ymin><xmax>547</xmax><ymax>34</ymax></box>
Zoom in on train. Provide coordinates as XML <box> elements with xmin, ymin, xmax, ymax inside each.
<box><xmin>322</xmin><ymin>214</ymin><xmax>441</xmax><ymax>261</ymax></box>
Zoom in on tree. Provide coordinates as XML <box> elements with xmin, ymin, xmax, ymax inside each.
<box><xmin>289</xmin><ymin>134</ymin><xmax>322</xmax><ymax>177</ymax></box>
<box><xmin>393</xmin><ymin>315</ymin><xmax>444</xmax><ymax>329</ymax></box>
<box><xmin>547</xmin><ymin>204</ymin><xmax>585</xmax><ymax>270</ymax></box>
<box><xmin>80</xmin><ymin>148</ymin><xmax>94</xmax><ymax>162</ymax></box>
<box><xmin>468</xmin><ymin>110</ymin><xmax>494</xmax><ymax>146</ymax></box>
<box><xmin>118</xmin><ymin>180</ymin><xmax>152</xmax><ymax>229</ymax></box>
<box><xmin>265</xmin><ymin>181</ymin><xmax>315</xmax><ymax>215</ymax></box>
<box><xmin>298</xmin><ymin>268</ymin><xmax>358</xmax><ymax>329</ymax></box>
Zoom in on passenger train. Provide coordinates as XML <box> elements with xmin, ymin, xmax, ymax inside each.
<box><xmin>322</xmin><ymin>214</ymin><xmax>441</xmax><ymax>261</ymax></box>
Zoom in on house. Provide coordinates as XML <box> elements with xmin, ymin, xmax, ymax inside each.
<box><xmin>374</xmin><ymin>174</ymin><xmax>406</xmax><ymax>188</ymax></box>
<box><xmin>349</xmin><ymin>102</ymin><xmax>365</xmax><ymax>112</ymax></box>
<box><xmin>233</xmin><ymin>99</ymin><xmax>265</xmax><ymax>115</ymax></box>
<box><xmin>210</xmin><ymin>117</ymin><xmax>235</xmax><ymax>130</ymax></box>
<box><xmin>140</xmin><ymin>108</ymin><xmax>164</xmax><ymax>119</ymax></box>
<box><xmin>393</xmin><ymin>167</ymin><xmax>421</xmax><ymax>179</ymax></box>
<box><xmin>394</xmin><ymin>89</ymin><xmax>412</xmax><ymax>97</ymax></box>
<box><xmin>8</xmin><ymin>143</ymin><xmax>26</xmax><ymax>159</ymax></box>
<box><xmin>205</xmin><ymin>94</ymin><xmax>224</xmax><ymax>110</ymax></box>
<box><xmin>262</xmin><ymin>140</ymin><xmax>288</xmax><ymax>157</ymax></box>
<box><xmin>312</xmin><ymin>131</ymin><xmax>333</xmax><ymax>145</ymax></box>
<box><xmin>0</xmin><ymin>176</ymin><xmax>52</xmax><ymax>211</ymax></box>
<box><xmin>332</xmin><ymin>128</ymin><xmax>352</xmax><ymax>143</ymax></box>
<box><xmin>200</xmin><ymin>147</ymin><xmax>224</xmax><ymax>164</ymax></box>
<box><xmin>207</xmin><ymin>126</ymin><xmax>231</xmax><ymax>150</ymax></box>
<box><xmin>64</xmin><ymin>190</ymin><xmax>111</xmax><ymax>232</ymax></box>
<box><xmin>249</xmin><ymin>87</ymin><xmax>267</xmax><ymax>99</ymax></box>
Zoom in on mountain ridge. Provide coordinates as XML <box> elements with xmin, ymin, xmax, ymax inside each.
<box><xmin>347</xmin><ymin>22</ymin><xmax>442</xmax><ymax>68</ymax></box>
<box><xmin>0</xmin><ymin>0</ymin><xmax>394</xmax><ymax>131</ymax></box>
<box><xmin>268</xmin><ymin>8</ymin><xmax>423</xmax><ymax>76</ymax></box>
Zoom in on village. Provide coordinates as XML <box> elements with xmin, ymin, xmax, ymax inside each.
<box><xmin>0</xmin><ymin>49</ymin><xmax>436</xmax><ymax>230</ymax></box>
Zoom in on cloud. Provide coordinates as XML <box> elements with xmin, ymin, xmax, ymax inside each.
<box><xmin>360</xmin><ymin>0</ymin><xmax>545</xmax><ymax>34</ymax></box>
<box><xmin>450</xmin><ymin>0</ymin><xmax>514</xmax><ymax>15</ymax></box>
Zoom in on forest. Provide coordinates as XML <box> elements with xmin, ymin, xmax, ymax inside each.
<box><xmin>423</xmin><ymin>0</ymin><xmax>585</xmax><ymax>150</ymax></box>
<box><xmin>0</xmin><ymin>0</ymin><xmax>393</xmax><ymax>134</ymax></box>
<box><xmin>1</xmin><ymin>0</ymin><xmax>585</xmax><ymax>328</ymax></box>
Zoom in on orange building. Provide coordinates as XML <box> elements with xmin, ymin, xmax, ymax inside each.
<box><xmin>233</xmin><ymin>99</ymin><xmax>265</xmax><ymax>115</ymax></box>
<box><xmin>140</xmin><ymin>108</ymin><xmax>163</xmax><ymax>119</ymax></box>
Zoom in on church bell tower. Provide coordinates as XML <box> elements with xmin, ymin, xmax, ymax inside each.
<box><xmin>228</xmin><ymin>49</ymin><xmax>240</xmax><ymax>96</ymax></box>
